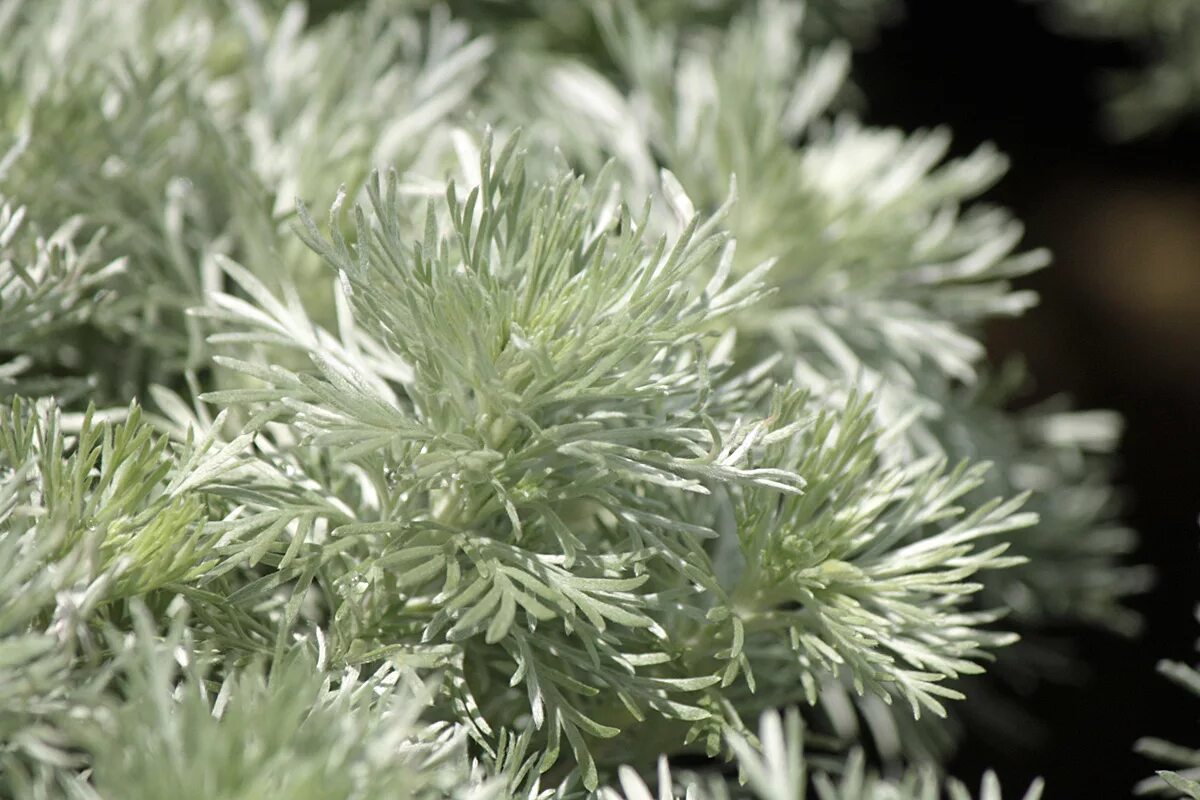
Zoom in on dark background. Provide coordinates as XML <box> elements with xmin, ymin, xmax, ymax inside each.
<box><xmin>857</xmin><ymin>0</ymin><xmax>1200</xmax><ymax>796</ymax></box>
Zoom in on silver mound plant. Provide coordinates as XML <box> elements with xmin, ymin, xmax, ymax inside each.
<box><xmin>0</xmin><ymin>0</ymin><xmax>1161</xmax><ymax>797</ymax></box>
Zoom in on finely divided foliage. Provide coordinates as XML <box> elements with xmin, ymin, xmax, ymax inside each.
<box><xmin>200</xmin><ymin>136</ymin><xmax>1032</xmax><ymax>787</ymax></box>
<box><xmin>0</xmin><ymin>184</ymin><xmax>124</xmax><ymax>399</ymax></box>
<box><xmin>601</xmin><ymin>711</ymin><xmax>1045</xmax><ymax>800</ymax></box>
<box><xmin>0</xmin><ymin>0</ymin><xmax>1149</xmax><ymax>798</ymax></box>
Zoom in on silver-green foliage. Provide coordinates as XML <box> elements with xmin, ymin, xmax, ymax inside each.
<box><xmin>485</xmin><ymin>0</ymin><xmax>1139</xmax><ymax>754</ymax></box>
<box><xmin>0</xmin><ymin>0</ymin><xmax>1146</xmax><ymax>797</ymax></box>
<box><xmin>79</xmin><ymin>607</ymin><xmax>493</xmax><ymax>800</ymax></box>
<box><xmin>0</xmin><ymin>0</ymin><xmax>489</xmax><ymax>399</ymax></box>
<box><xmin>0</xmin><ymin>398</ymin><xmax>207</xmax><ymax>793</ymax></box>
<box><xmin>199</xmin><ymin>134</ymin><xmax>1034</xmax><ymax>788</ymax></box>
<box><xmin>495</xmin><ymin>0</ymin><xmax>1045</xmax><ymax>419</ymax></box>
<box><xmin>0</xmin><ymin>183</ymin><xmax>123</xmax><ymax>399</ymax></box>
<box><xmin>602</xmin><ymin>710</ymin><xmax>1045</xmax><ymax>800</ymax></box>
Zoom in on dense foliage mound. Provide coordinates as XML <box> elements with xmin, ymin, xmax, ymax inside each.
<box><xmin>1</xmin><ymin>1</ymin><xmax>1181</xmax><ymax>797</ymax></box>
